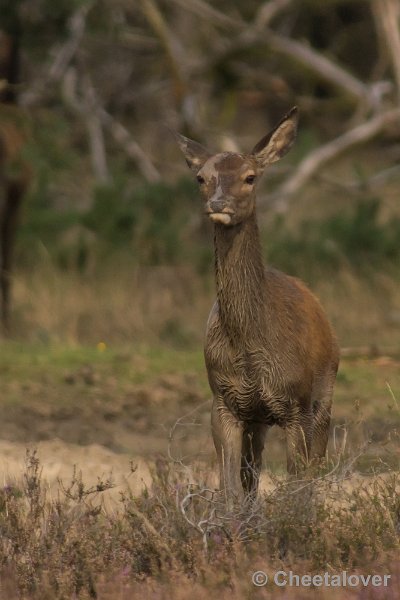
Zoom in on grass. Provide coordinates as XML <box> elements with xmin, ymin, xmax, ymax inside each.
<box><xmin>2</xmin><ymin>339</ymin><xmax>399</xmax><ymax>415</ymax></box>
<box><xmin>1</xmin><ymin>262</ymin><xmax>399</xmax><ymax>598</ymax></box>
<box><xmin>0</xmin><ymin>342</ymin><xmax>398</xmax><ymax>598</ymax></box>
<box><xmin>335</xmin><ymin>356</ymin><xmax>400</xmax><ymax>417</ymax></box>
<box><xmin>0</xmin><ymin>340</ymin><xmax>398</xmax><ymax>464</ymax></box>
<box><xmin>8</xmin><ymin>255</ymin><xmax>400</xmax><ymax>350</ymax></box>
<box><xmin>0</xmin><ymin>449</ymin><xmax>398</xmax><ymax>599</ymax></box>
<box><xmin>0</xmin><ymin>341</ymin><xmax>206</xmax><ymax>388</ymax></box>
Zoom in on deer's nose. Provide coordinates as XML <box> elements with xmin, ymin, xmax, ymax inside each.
<box><xmin>209</xmin><ymin>198</ymin><xmax>226</xmax><ymax>213</ymax></box>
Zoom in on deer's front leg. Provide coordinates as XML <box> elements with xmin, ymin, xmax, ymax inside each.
<box><xmin>211</xmin><ymin>397</ymin><xmax>244</xmax><ymax>508</ymax></box>
<box><xmin>241</xmin><ymin>422</ymin><xmax>268</xmax><ymax>499</ymax></box>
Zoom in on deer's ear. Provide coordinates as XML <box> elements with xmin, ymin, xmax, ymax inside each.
<box><xmin>251</xmin><ymin>107</ymin><xmax>298</xmax><ymax>169</ymax></box>
<box><xmin>173</xmin><ymin>132</ymin><xmax>211</xmax><ymax>172</ymax></box>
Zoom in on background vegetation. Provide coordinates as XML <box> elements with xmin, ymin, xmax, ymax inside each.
<box><xmin>0</xmin><ymin>0</ymin><xmax>399</xmax><ymax>598</ymax></box>
<box><xmin>2</xmin><ymin>0</ymin><xmax>399</xmax><ymax>348</ymax></box>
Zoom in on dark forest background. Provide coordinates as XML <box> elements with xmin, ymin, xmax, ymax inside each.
<box><xmin>2</xmin><ymin>0</ymin><xmax>400</xmax><ymax>348</ymax></box>
<box><xmin>1</xmin><ymin>4</ymin><xmax>400</xmax><ymax>597</ymax></box>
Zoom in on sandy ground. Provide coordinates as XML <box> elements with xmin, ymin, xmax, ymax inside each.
<box><xmin>1</xmin><ymin>437</ymin><xmax>388</xmax><ymax>508</ymax></box>
<box><xmin>0</xmin><ymin>439</ymin><xmax>153</xmax><ymax>501</ymax></box>
<box><xmin>0</xmin><ymin>437</ymin><xmax>283</xmax><ymax>504</ymax></box>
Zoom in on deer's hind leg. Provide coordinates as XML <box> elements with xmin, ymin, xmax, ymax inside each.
<box><xmin>285</xmin><ymin>404</ymin><xmax>313</xmax><ymax>474</ymax></box>
<box><xmin>311</xmin><ymin>363</ymin><xmax>338</xmax><ymax>461</ymax></box>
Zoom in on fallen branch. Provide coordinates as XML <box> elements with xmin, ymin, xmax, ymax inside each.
<box><xmin>266</xmin><ymin>107</ymin><xmax>400</xmax><ymax>211</ymax></box>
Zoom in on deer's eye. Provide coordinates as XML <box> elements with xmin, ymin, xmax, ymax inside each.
<box><xmin>244</xmin><ymin>174</ymin><xmax>256</xmax><ymax>185</ymax></box>
<box><xmin>197</xmin><ymin>175</ymin><xmax>205</xmax><ymax>185</ymax></box>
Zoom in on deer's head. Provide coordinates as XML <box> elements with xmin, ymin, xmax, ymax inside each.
<box><xmin>175</xmin><ymin>107</ymin><xmax>298</xmax><ymax>226</ymax></box>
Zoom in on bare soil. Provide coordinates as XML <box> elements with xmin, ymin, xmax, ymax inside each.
<box><xmin>0</xmin><ymin>350</ymin><xmax>399</xmax><ymax>499</ymax></box>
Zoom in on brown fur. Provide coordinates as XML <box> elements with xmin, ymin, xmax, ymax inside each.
<box><xmin>176</xmin><ymin>108</ymin><xmax>339</xmax><ymax>505</ymax></box>
<box><xmin>0</xmin><ymin>30</ymin><xmax>31</xmax><ymax>334</ymax></box>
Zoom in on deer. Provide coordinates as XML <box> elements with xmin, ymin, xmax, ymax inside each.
<box><xmin>175</xmin><ymin>107</ymin><xmax>340</xmax><ymax>506</ymax></box>
<box><xmin>0</xmin><ymin>27</ymin><xmax>32</xmax><ymax>334</ymax></box>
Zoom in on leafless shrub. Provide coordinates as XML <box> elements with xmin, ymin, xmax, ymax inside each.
<box><xmin>0</xmin><ymin>444</ymin><xmax>398</xmax><ymax>598</ymax></box>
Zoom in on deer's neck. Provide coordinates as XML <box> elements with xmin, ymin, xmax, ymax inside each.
<box><xmin>214</xmin><ymin>212</ymin><xmax>266</xmax><ymax>338</ymax></box>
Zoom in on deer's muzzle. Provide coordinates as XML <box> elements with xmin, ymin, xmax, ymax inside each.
<box><xmin>209</xmin><ymin>198</ymin><xmax>226</xmax><ymax>213</ymax></box>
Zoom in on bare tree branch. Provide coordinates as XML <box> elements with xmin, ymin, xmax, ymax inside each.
<box><xmin>175</xmin><ymin>0</ymin><xmax>386</xmax><ymax>109</ymax></box>
<box><xmin>97</xmin><ymin>108</ymin><xmax>161</xmax><ymax>183</ymax></box>
<box><xmin>82</xmin><ymin>75</ymin><xmax>109</xmax><ymax>183</ymax></box>
<box><xmin>265</xmin><ymin>29</ymin><xmax>371</xmax><ymax>105</ymax></box>
<box><xmin>139</xmin><ymin>0</ymin><xmax>205</xmax><ymax>133</ymax></box>
<box><xmin>255</xmin><ymin>0</ymin><xmax>294</xmax><ymax>29</ymax></box>
<box><xmin>62</xmin><ymin>68</ymin><xmax>109</xmax><ymax>182</ymax></box>
<box><xmin>63</xmin><ymin>69</ymin><xmax>160</xmax><ymax>183</ymax></box>
<box><xmin>371</xmin><ymin>0</ymin><xmax>400</xmax><ymax>101</ymax></box>
<box><xmin>169</xmin><ymin>0</ymin><xmax>243</xmax><ymax>29</ymax></box>
<box><xmin>267</xmin><ymin>107</ymin><xmax>400</xmax><ymax>211</ymax></box>
<box><xmin>63</xmin><ymin>68</ymin><xmax>160</xmax><ymax>183</ymax></box>
<box><xmin>139</xmin><ymin>0</ymin><xmax>188</xmax><ymax>102</ymax></box>
<box><xmin>49</xmin><ymin>3</ymin><xmax>94</xmax><ymax>82</ymax></box>
<box><xmin>21</xmin><ymin>2</ymin><xmax>93</xmax><ymax>106</ymax></box>
<box><xmin>312</xmin><ymin>164</ymin><xmax>400</xmax><ymax>194</ymax></box>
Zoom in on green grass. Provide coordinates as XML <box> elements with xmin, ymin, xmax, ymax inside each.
<box><xmin>2</xmin><ymin>341</ymin><xmax>398</xmax><ymax>413</ymax></box>
<box><xmin>335</xmin><ymin>357</ymin><xmax>400</xmax><ymax>418</ymax></box>
<box><xmin>0</xmin><ymin>340</ymin><xmax>206</xmax><ymax>388</ymax></box>
<box><xmin>0</xmin><ymin>341</ymin><xmax>210</xmax><ymax>452</ymax></box>
<box><xmin>0</xmin><ymin>341</ymin><xmax>399</xmax><ymax>468</ymax></box>
<box><xmin>0</xmin><ymin>342</ymin><xmax>399</xmax><ymax>597</ymax></box>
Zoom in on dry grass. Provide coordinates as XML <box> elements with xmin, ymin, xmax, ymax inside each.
<box><xmin>0</xmin><ymin>450</ymin><xmax>398</xmax><ymax>599</ymax></box>
<box><xmin>12</xmin><ymin>262</ymin><xmax>210</xmax><ymax>345</ymax></box>
<box><xmin>316</xmin><ymin>268</ymin><xmax>400</xmax><ymax>350</ymax></box>
<box><xmin>11</xmin><ymin>261</ymin><xmax>400</xmax><ymax>349</ymax></box>
<box><xmin>2</xmin><ymin>249</ymin><xmax>399</xmax><ymax>599</ymax></box>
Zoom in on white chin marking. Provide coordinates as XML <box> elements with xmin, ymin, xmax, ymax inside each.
<box><xmin>209</xmin><ymin>213</ymin><xmax>232</xmax><ymax>225</ymax></box>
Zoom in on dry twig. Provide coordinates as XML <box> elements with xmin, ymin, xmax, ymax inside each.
<box><xmin>62</xmin><ymin>68</ymin><xmax>109</xmax><ymax>182</ymax></box>
<box><xmin>372</xmin><ymin>0</ymin><xmax>400</xmax><ymax>100</ymax></box>
<box><xmin>62</xmin><ymin>68</ymin><xmax>160</xmax><ymax>183</ymax></box>
<box><xmin>267</xmin><ymin>107</ymin><xmax>400</xmax><ymax>211</ymax></box>
<box><xmin>21</xmin><ymin>3</ymin><xmax>94</xmax><ymax>106</ymax></box>
<box><xmin>179</xmin><ymin>0</ymin><xmax>382</xmax><ymax>109</ymax></box>
<box><xmin>97</xmin><ymin>107</ymin><xmax>161</xmax><ymax>182</ymax></box>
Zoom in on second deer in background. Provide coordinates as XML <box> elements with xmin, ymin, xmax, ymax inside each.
<box><xmin>0</xmin><ymin>28</ymin><xmax>32</xmax><ymax>334</ymax></box>
<box><xmin>176</xmin><ymin>107</ymin><xmax>340</xmax><ymax>507</ymax></box>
